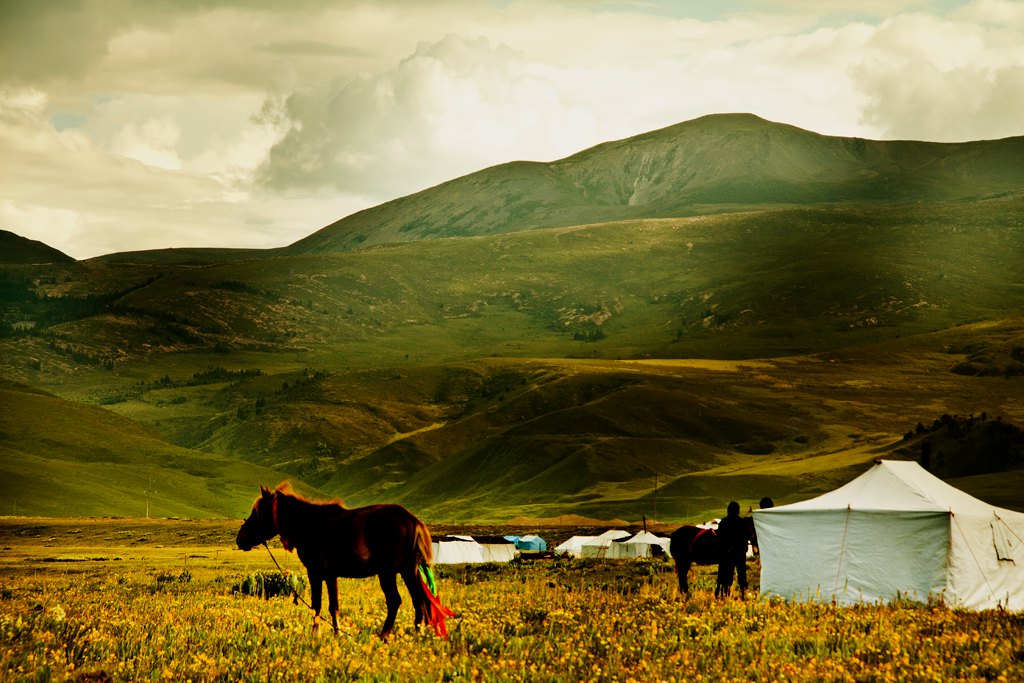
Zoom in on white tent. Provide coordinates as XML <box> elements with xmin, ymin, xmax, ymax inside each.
<box><xmin>476</xmin><ymin>536</ymin><xmax>517</xmax><ymax>563</ymax></box>
<box><xmin>432</xmin><ymin>535</ymin><xmax>486</xmax><ymax>564</ymax></box>
<box><xmin>605</xmin><ymin>531</ymin><xmax>672</xmax><ymax>559</ymax></box>
<box><xmin>554</xmin><ymin>535</ymin><xmax>595</xmax><ymax>557</ymax></box>
<box><xmin>753</xmin><ymin>460</ymin><xmax>1024</xmax><ymax>611</ymax></box>
<box><xmin>580</xmin><ymin>530</ymin><xmax>632</xmax><ymax>558</ymax></box>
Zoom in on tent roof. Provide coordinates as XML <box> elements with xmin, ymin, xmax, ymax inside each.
<box><xmin>555</xmin><ymin>535</ymin><xmax>594</xmax><ymax>549</ymax></box>
<box><xmin>439</xmin><ymin>535</ymin><xmax>479</xmax><ymax>543</ymax></box>
<box><xmin>756</xmin><ymin>460</ymin><xmax>1013</xmax><ymax>517</ymax></box>
<box><xmin>623</xmin><ymin>531</ymin><xmax>666</xmax><ymax>544</ymax></box>
<box><xmin>474</xmin><ymin>535</ymin><xmax>515</xmax><ymax>545</ymax></box>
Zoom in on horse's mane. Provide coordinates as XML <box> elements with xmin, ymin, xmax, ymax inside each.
<box><xmin>273</xmin><ymin>481</ymin><xmax>346</xmax><ymax>508</ymax></box>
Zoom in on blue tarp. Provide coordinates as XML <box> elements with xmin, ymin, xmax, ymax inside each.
<box><xmin>513</xmin><ymin>534</ymin><xmax>547</xmax><ymax>551</ymax></box>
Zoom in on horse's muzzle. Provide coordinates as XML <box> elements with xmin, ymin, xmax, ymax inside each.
<box><xmin>236</xmin><ymin>530</ymin><xmax>257</xmax><ymax>551</ymax></box>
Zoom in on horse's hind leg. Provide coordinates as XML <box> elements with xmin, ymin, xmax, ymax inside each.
<box><xmin>377</xmin><ymin>572</ymin><xmax>402</xmax><ymax>640</ymax></box>
<box><xmin>327</xmin><ymin>577</ymin><xmax>340</xmax><ymax>634</ymax></box>
<box><xmin>400</xmin><ymin>566</ymin><xmax>425</xmax><ymax>627</ymax></box>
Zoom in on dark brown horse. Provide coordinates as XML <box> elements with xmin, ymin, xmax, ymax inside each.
<box><xmin>668</xmin><ymin>518</ymin><xmax>757</xmax><ymax>595</ymax></box>
<box><xmin>236</xmin><ymin>483</ymin><xmax>453</xmax><ymax>639</ymax></box>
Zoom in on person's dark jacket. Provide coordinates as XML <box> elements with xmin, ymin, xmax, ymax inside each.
<box><xmin>716</xmin><ymin>514</ymin><xmax>748</xmax><ymax>559</ymax></box>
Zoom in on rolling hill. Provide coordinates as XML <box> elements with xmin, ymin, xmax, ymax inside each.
<box><xmin>0</xmin><ymin>379</ymin><xmax>320</xmax><ymax>518</ymax></box>
<box><xmin>1</xmin><ymin>113</ymin><xmax>1023</xmax><ymax>520</ymax></box>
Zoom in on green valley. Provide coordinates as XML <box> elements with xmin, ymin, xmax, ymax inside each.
<box><xmin>1</xmin><ymin>114</ymin><xmax>1022</xmax><ymax>521</ymax></box>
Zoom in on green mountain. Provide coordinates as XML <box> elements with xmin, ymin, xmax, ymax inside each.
<box><xmin>1</xmin><ymin>114</ymin><xmax>1023</xmax><ymax>520</ymax></box>
<box><xmin>286</xmin><ymin>113</ymin><xmax>1024</xmax><ymax>254</ymax></box>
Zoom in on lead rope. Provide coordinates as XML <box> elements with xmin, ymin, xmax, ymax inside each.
<box><xmin>261</xmin><ymin>493</ymin><xmax>319</xmax><ymax>624</ymax></box>
<box><xmin>262</xmin><ymin>541</ymin><xmax>318</xmax><ymax>623</ymax></box>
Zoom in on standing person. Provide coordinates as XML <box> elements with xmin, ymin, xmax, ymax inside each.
<box><xmin>715</xmin><ymin>501</ymin><xmax>749</xmax><ymax>598</ymax></box>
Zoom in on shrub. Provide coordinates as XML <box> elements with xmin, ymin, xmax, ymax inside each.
<box><xmin>232</xmin><ymin>571</ymin><xmax>307</xmax><ymax>600</ymax></box>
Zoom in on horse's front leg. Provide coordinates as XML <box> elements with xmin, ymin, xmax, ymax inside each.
<box><xmin>327</xmin><ymin>576</ymin><xmax>340</xmax><ymax>634</ymax></box>
<box><xmin>309</xmin><ymin>572</ymin><xmax>323</xmax><ymax>633</ymax></box>
<box><xmin>674</xmin><ymin>557</ymin><xmax>690</xmax><ymax>596</ymax></box>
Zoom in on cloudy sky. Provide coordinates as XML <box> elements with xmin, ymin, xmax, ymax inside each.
<box><xmin>2</xmin><ymin>0</ymin><xmax>1023</xmax><ymax>259</ymax></box>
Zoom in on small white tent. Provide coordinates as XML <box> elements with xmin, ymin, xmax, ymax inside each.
<box><xmin>580</xmin><ymin>530</ymin><xmax>632</xmax><ymax>558</ymax></box>
<box><xmin>605</xmin><ymin>531</ymin><xmax>672</xmax><ymax>559</ymax></box>
<box><xmin>433</xmin><ymin>535</ymin><xmax>486</xmax><ymax>564</ymax></box>
<box><xmin>753</xmin><ymin>460</ymin><xmax>1024</xmax><ymax>611</ymax></box>
<box><xmin>476</xmin><ymin>536</ymin><xmax>517</xmax><ymax>563</ymax></box>
<box><xmin>555</xmin><ymin>535</ymin><xmax>595</xmax><ymax>557</ymax></box>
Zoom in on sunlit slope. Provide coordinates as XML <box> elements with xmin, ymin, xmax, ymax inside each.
<box><xmin>287</xmin><ymin>113</ymin><xmax>1024</xmax><ymax>253</ymax></box>
<box><xmin>347</xmin><ymin>323</ymin><xmax>1024</xmax><ymax>521</ymax></box>
<box><xmin>116</xmin><ymin>318</ymin><xmax>1023</xmax><ymax>522</ymax></box>
<box><xmin>0</xmin><ymin>380</ymin><xmax>316</xmax><ymax>518</ymax></box>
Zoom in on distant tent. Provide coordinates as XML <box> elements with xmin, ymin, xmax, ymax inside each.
<box><xmin>514</xmin><ymin>534</ymin><xmax>548</xmax><ymax>552</ymax></box>
<box><xmin>754</xmin><ymin>460</ymin><xmax>1024</xmax><ymax>611</ymax></box>
<box><xmin>580</xmin><ymin>530</ymin><xmax>632</xmax><ymax>558</ymax></box>
<box><xmin>475</xmin><ymin>536</ymin><xmax>517</xmax><ymax>563</ymax></box>
<box><xmin>554</xmin><ymin>535</ymin><xmax>595</xmax><ymax>557</ymax></box>
<box><xmin>432</xmin><ymin>535</ymin><xmax>485</xmax><ymax>564</ymax></box>
<box><xmin>606</xmin><ymin>531</ymin><xmax>672</xmax><ymax>559</ymax></box>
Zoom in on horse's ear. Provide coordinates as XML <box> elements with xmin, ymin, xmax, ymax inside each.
<box><xmin>260</xmin><ymin>485</ymin><xmax>271</xmax><ymax>497</ymax></box>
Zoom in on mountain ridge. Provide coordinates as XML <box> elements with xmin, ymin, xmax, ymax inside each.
<box><xmin>285</xmin><ymin>113</ymin><xmax>1024</xmax><ymax>254</ymax></box>
<box><xmin>0</xmin><ymin>230</ymin><xmax>75</xmax><ymax>265</ymax></box>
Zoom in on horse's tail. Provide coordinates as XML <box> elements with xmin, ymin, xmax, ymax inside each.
<box><xmin>413</xmin><ymin>520</ymin><xmax>454</xmax><ymax>638</ymax></box>
<box><xmin>414</xmin><ymin>519</ymin><xmax>434</xmax><ymax>566</ymax></box>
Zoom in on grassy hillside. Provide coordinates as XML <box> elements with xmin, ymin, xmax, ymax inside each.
<box><xmin>286</xmin><ymin>113</ymin><xmax>1024</xmax><ymax>253</ymax></box>
<box><xmin>325</xmin><ymin>318</ymin><xmax>1024</xmax><ymax>521</ymax></box>
<box><xmin>2</xmin><ymin>198</ymin><xmax>1022</xmax><ymax>401</ymax></box>
<box><xmin>0</xmin><ymin>379</ymin><xmax>320</xmax><ymax>518</ymax></box>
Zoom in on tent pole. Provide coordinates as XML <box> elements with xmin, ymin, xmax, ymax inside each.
<box><xmin>834</xmin><ymin>505</ymin><xmax>852</xmax><ymax>600</ymax></box>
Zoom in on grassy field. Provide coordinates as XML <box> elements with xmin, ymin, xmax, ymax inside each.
<box><xmin>1</xmin><ymin>518</ymin><xmax>1022</xmax><ymax>682</ymax></box>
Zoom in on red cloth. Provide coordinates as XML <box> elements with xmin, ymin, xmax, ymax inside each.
<box><xmin>419</xmin><ymin>574</ymin><xmax>456</xmax><ymax>638</ymax></box>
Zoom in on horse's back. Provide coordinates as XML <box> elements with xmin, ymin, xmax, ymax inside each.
<box><xmin>671</xmin><ymin>525</ymin><xmax>720</xmax><ymax>566</ymax></box>
<box><xmin>316</xmin><ymin>503</ymin><xmax>424</xmax><ymax>575</ymax></box>
<box><xmin>669</xmin><ymin>525</ymin><xmax>700</xmax><ymax>558</ymax></box>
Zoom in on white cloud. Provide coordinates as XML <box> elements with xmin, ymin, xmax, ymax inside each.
<box><xmin>852</xmin><ymin>9</ymin><xmax>1024</xmax><ymax>140</ymax></box>
<box><xmin>2</xmin><ymin>1</ymin><xmax>1024</xmax><ymax>258</ymax></box>
<box><xmin>111</xmin><ymin>118</ymin><xmax>182</xmax><ymax>170</ymax></box>
<box><xmin>256</xmin><ymin>34</ymin><xmax>601</xmax><ymax>196</ymax></box>
<box><xmin>0</xmin><ymin>88</ymin><xmax>305</xmax><ymax>259</ymax></box>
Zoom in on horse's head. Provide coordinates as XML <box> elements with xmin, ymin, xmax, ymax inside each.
<box><xmin>236</xmin><ymin>485</ymin><xmax>278</xmax><ymax>551</ymax></box>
